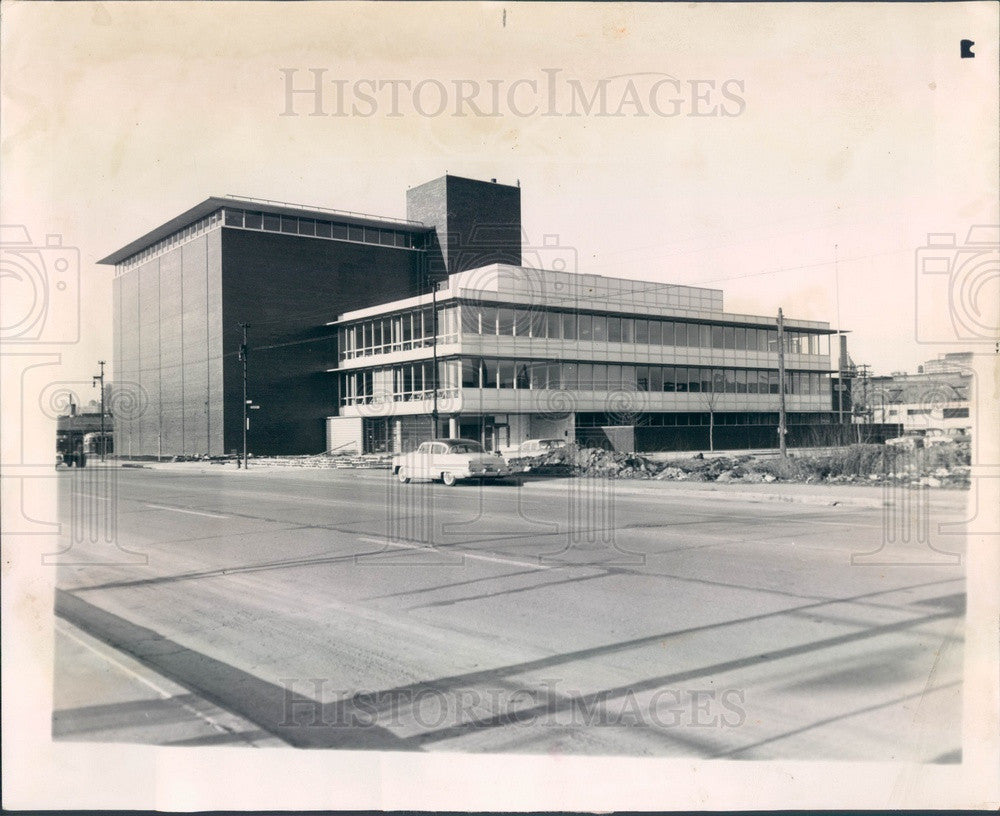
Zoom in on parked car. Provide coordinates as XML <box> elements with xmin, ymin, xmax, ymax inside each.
<box><xmin>392</xmin><ymin>438</ymin><xmax>512</xmax><ymax>486</ymax></box>
<box><xmin>517</xmin><ymin>438</ymin><xmax>568</xmax><ymax>456</ymax></box>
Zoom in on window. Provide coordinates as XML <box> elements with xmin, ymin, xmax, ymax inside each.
<box><xmin>244</xmin><ymin>212</ymin><xmax>262</xmax><ymax>229</ymax></box>
<box><xmin>609</xmin><ymin>365</ymin><xmax>625</xmax><ymax>390</ymax></box>
<box><xmin>546</xmin><ymin>311</ymin><xmax>561</xmax><ymax>339</ymax></box>
<box><xmin>649</xmin><ymin>366</ymin><xmax>663</xmax><ymax>392</ymax></box>
<box><xmin>578</xmin><ymin>363</ymin><xmax>594</xmax><ymax>390</ymax></box>
<box><xmin>712</xmin><ymin>325</ymin><xmax>725</xmax><ymax>349</ymax></box>
<box><xmin>578</xmin><ymin>313</ymin><xmax>593</xmax><ymax>341</ymax></box>
<box><xmin>528</xmin><ymin>362</ymin><xmax>546</xmax><ymax>389</ymax></box>
<box><xmin>675</xmin><ymin>367</ymin><xmax>689</xmax><ymax>392</ymax></box>
<box><xmin>663</xmin><ymin>366</ymin><xmax>676</xmax><ymax>392</ymax></box>
<box><xmin>528</xmin><ymin>309</ymin><xmax>545</xmax><ymax>338</ymax></box>
<box><xmin>547</xmin><ymin>362</ymin><xmax>561</xmax><ymax>389</ymax></box>
<box><xmin>724</xmin><ymin>326</ymin><xmax>735</xmax><ymax>350</ymax></box>
<box><xmin>562</xmin><ymin>312</ymin><xmax>577</xmax><ymax>340</ymax></box>
<box><xmin>634</xmin><ymin>366</ymin><xmax>647</xmax><ymax>391</ymax></box>
<box><xmin>622</xmin><ymin>318</ymin><xmax>634</xmax><ymax>343</ymax></box>
<box><xmin>498</xmin><ymin>308</ymin><xmax>515</xmax><ymax>335</ymax></box>
<box><xmin>662</xmin><ymin>321</ymin><xmax>675</xmax><ymax>346</ymax></box>
<box><xmin>725</xmin><ymin>369</ymin><xmax>737</xmax><ymax>393</ymax></box>
<box><xmin>480</xmin><ymin>306</ymin><xmax>498</xmax><ymax>335</ymax></box>
<box><xmin>224</xmin><ymin>209</ymin><xmax>243</xmax><ymax>227</ymax></box>
<box><xmin>736</xmin><ymin>369</ymin><xmax>748</xmax><ymax>393</ymax></box>
<box><xmin>735</xmin><ymin>327</ymin><xmax>747</xmax><ymax>351</ymax></box>
<box><xmin>332</xmin><ymin>223</ymin><xmax>349</xmax><ymax>240</ymax></box>
<box><xmin>592</xmin><ymin>314</ymin><xmax>608</xmax><ymax>343</ymax></box>
<box><xmin>635</xmin><ymin>319</ymin><xmax>649</xmax><ymax>345</ymax></box>
<box><xmin>481</xmin><ymin>359</ymin><xmax>497</xmax><ymax>388</ymax></box>
<box><xmin>515</xmin><ymin>361</ymin><xmax>530</xmax><ymax>389</ymax></box>
<box><xmin>592</xmin><ymin>364</ymin><xmax>608</xmax><ymax>391</ymax></box>
<box><xmin>298</xmin><ymin>219</ymin><xmax>315</xmax><ymax>236</ymax></box>
<box><xmin>607</xmin><ymin>317</ymin><xmax>622</xmax><ymax>343</ymax></box>
<box><xmin>768</xmin><ymin>371</ymin><xmax>779</xmax><ymax>394</ymax></box>
<box><xmin>263</xmin><ymin>213</ymin><xmax>280</xmax><ymax>232</ymax></box>
<box><xmin>462</xmin><ymin>359</ymin><xmax>478</xmax><ymax>388</ymax></box>
<box><xmin>648</xmin><ymin>319</ymin><xmax>662</xmax><ymax>346</ymax></box>
<box><xmin>280</xmin><ymin>215</ymin><xmax>298</xmax><ymax>234</ymax></box>
<box><xmin>700</xmin><ymin>368</ymin><xmax>712</xmax><ymax>393</ymax></box>
<box><xmin>688</xmin><ymin>367</ymin><xmax>701</xmax><ymax>393</ymax></box>
<box><xmin>498</xmin><ymin>360</ymin><xmax>515</xmax><ymax>388</ymax></box>
<box><xmin>561</xmin><ymin>362</ymin><xmax>576</xmax><ymax>389</ymax></box>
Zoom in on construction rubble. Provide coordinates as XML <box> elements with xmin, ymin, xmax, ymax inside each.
<box><xmin>509</xmin><ymin>442</ymin><xmax>971</xmax><ymax>488</ymax></box>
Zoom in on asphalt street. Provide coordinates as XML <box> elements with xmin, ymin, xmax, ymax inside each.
<box><xmin>52</xmin><ymin>465</ymin><xmax>965</xmax><ymax>759</ymax></box>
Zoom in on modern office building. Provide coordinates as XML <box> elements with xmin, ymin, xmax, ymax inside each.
<box><xmin>328</xmin><ymin>265</ymin><xmax>838</xmax><ymax>453</ymax></box>
<box><xmin>102</xmin><ymin>173</ymin><xmax>840</xmax><ymax>457</ymax></box>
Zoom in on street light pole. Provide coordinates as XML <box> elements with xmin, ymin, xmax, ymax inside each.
<box><xmin>239</xmin><ymin>323</ymin><xmax>250</xmax><ymax>470</ymax></box>
<box><xmin>92</xmin><ymin>360</ymin><xmax>106</xmax><ymax>462</ymax></box>
<box><xmin>777</xmin><ymin>309</ymin><xmax>787</xmax><ymax>458</ymax></box>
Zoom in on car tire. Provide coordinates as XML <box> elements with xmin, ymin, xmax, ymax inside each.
<box><xmin>397</xmin><ymin>468</ymin><xmax>411</xmax><ymax>484</ymax></box>
<box><xmin>442</xmin><ymin>472</ymin><xmax>457</xmax><ymax>487</ymax></box>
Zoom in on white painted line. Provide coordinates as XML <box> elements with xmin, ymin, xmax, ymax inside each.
<box><xmin>73</xmin><ymin>493</ymin><xmax>110</xmax><ymax>502</ymax></box>
<box><xmin>144</xmin><ymin>503</ymin><xmax>231</xmax><ymax>519</ymax></box>
<box><xmin>357</xmin><ymin>535</ymin><xmax>549</xmax><ymax>571</ymax></box>
<box><xmin>55</xmin><ymin>619</ymin><xmax>229</xmax><ymax>735</ymax></box>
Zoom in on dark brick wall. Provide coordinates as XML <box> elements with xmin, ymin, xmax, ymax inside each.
<box><xmin>406</xmin><ymin>175</ymin><xmax>521</xmax><ymax>276</ymax></box>
<box><xmin>220</xmin><ymin>228</ymin><xmax>424</xmax><ymax>455</ymax></box>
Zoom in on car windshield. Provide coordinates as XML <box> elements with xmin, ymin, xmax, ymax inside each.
<box><xmin>540</xmin><ymin>440</ymin><xmax>562</xmax><ymax>448</ymax></box>
<box><xmin>447</xmin><ymin>441</ymin><xmax>485</xmax><ymax>454</ymax></box>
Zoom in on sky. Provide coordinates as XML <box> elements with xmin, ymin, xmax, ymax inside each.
<box><xmin>2</xmin><ymin>1</ymin><xmax>997</xmax><ymax>385</ymax></box>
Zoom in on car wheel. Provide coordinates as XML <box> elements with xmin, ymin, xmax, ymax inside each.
<box><xmin>397</xmin><ymin>468</ymin><xmax>411</xmax><ymax>484</ymax></box>
<box><xmin>442</xmin><ymin>472</ymin><xmax>457</xmax><ymax>487</ymax></box>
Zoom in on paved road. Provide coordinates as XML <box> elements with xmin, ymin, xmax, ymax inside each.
<box><xmin>52</xmin><ymin>465</ymin><xmax>965</xmax><ymax>759</ymax></box>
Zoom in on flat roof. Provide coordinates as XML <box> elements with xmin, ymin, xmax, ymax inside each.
<box><xmin>97</xmin><ymin>195</ymin><xmax>432</xmax><ymax>266</ymax></box>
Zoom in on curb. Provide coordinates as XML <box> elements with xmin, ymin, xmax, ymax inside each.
<box><xmin>522</xmin><ymin>477</ymin><xmax>887</xmax><ymax>508</ymax></box>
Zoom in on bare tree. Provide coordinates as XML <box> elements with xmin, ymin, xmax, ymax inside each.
<box><xmin>702</xmin><ymin>389</ymin><xmax>719</xmax><ymax>452</ymax></box>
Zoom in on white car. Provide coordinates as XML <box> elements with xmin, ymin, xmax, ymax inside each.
<box><xmin>393</xmin><ymin>438</ymin><xmax>512</xmax><ymax>486</ymax></box>
<box><xmin>517</xmin><ymin>438</ymin><xmax>568</xmax><ymax>456</ymax></box>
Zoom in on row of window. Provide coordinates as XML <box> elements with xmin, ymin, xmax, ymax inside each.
<box><xmin>118</xmin><ymin>211</ymin><xmax>222</xmax><ymax>273</ymax></box>
<box><xmin>338</xmin><ymin>303</ymin><xmax>830</xmax><ymax>359</ymax></box>
<box><xmin>339</xmin><ymin>307</ymin><xmax>460</xmax><ymax>358</ymax></box>
<box><xmin>339</xmin><ymin>358</ymin><xmax>831</xmax><ymax>405</ymax></box>
<box><xmin>575</xmin><ymin>411</ymin><xmax>835</xmax><ymax>428</ymax></box>
<box><xmin>222</xmin><ymin>208</ymin><xmax>424</xmax><ymax>249</ymax></box>
<box><xmin>463</xmin><ymin>305</ymin><xmax>828</xmax><ymax>355</ymax></box>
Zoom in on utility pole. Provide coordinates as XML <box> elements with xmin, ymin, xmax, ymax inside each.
<box><xmin>92</xmin><ymin>360</ymin><xmax>106</xmax><ymax>462</ymax></box>
<box><xmin>855</xmin><ymin>363</ymin><xmax>872</xmax><ymax>443</ymax></box>
<box><xmin>777</xmin><ymin>308</ymin><xmax>787</xmax><ymax>457</ymax></box>
<box><xmin>239</xmin><ymin>323</ymin><xmax>250</xmax><ymax>469</ymax></box>
<box><xmin>430</xmin><ymin>269</ymin><xmax>439</xmax><ymax>439</ymax></box>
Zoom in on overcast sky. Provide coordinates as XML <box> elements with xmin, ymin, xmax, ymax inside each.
<box><xmin>3</xmin><ymin>1</ymin><xmax>997</xmax><ymax>386</ymax></box>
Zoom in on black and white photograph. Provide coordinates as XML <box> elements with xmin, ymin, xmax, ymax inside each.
<box><xmin>2</xmin><ymin>1</ymin><xmax>998</xmax><ymax>810</ymax></box>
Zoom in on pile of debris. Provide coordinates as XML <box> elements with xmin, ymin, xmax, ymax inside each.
<box><xmin>511</xmin><ymin>442</ymin><xmax>971</xmax><ymax>488</ymax></box>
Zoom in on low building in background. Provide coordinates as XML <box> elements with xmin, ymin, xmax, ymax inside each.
<box><xmin>858</xmin><ymin>352</ymin><xmax>973</xmax><ymax>437</ymax></box>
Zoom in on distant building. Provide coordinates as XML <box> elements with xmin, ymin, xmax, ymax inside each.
<box><xmin>859</xmin><ymin>353</ymin><xmax>972</xmax><ymax>436</ymax></box>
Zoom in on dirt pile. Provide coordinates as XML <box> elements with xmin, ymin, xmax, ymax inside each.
<box><xmin>512</xmin><ymin>442</ymin><xmax>970</xmax><ymax>488</ymax></box>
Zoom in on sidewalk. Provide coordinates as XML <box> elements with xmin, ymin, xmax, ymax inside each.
<box><xmin>53</xmin><ymin>616</ymin><xmax>281</xmax><ymax>747</ymax></box>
